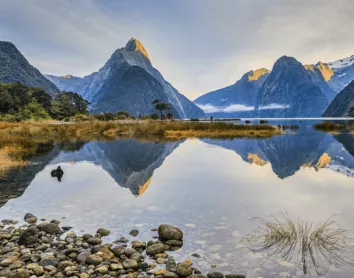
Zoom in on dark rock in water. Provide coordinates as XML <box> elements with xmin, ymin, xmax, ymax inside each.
<box><xmin>207</xmin><ymin>272</ymin><xmax>224</xmax><ymax>278</ymax></box>
<box><xmin>24</xmin><ymin>213</ymin><xmax>37</xmax><ymax>224</ymax></box>
<box><xmin>146</xmin><ymin>243</ymin><xmax>165</xmax><ymax>256</ymax></box>
<box><xmin>37</xmin><ymin>223</ymin><xmax>61</xmax><ymax>235</ymax></box>
<box><xmin>191</xmin><ymin>253</ymin><xmax>201</xmax><ymax>258</ymax></box>
<box><xmin>225</xmin><ymin>275</ymin><xmax>246</xmax><ymax>278</ymax></box>
<box><xmin>50</xmin><ymin>166</ymin><xmax>64</xmax><ymax>182</ymax></box>
<box><xmin>97</xmin><ymin>228</ymin><xmax>111</xmax><ymax>237</ymax></box>
<box><xmin>18</xmin><ymin>226</ymin><xmax>39</xmax><ymax>246</ymax></box>
<box><xmin>129</xmin><ymin>229</ymin><xmax>139</xmax><ymax>237</ymax></box>
<box><xmin>176</xmin><ymin>262</ymin><xmax>193</xmax><ymax>277</ymax></box>
<box><xmin>158</xmin><ymin>224</ymin><xmax>183</xmax><ymax>241</ymax></box>
<box><xmin>62</xmin><ymin>226</ymin><xmax>72</xmax><ymax>231</ymax></box>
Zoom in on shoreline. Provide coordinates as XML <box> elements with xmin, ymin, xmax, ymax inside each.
<box><xmin>0</xmin><ymin>121</ymin><xmax>282</xmax><ymax>175</ymax></box>
<box><xmin>0</xmin><ymin>214</ymin><xmax>245</xmax><ymax>278</ymax></box>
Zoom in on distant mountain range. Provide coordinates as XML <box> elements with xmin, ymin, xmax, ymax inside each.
<box><xmin>1</xmin><ymin>38</ymin><xmax>353</xmax><ymax>118</ymax></box>
<box><xmin>195</xmin><ymin>54</ymin><xmax>354</xmax><ymax>118</ymax></box>
<box><xmin>0</xmin><ymin>41</ymin><xmax>59</xmax><ymax>96</ymax></box>
<box><xmin>46</xmin><ymin>38</ymin><xmax>205</xmax><ymax>119</ymax></box>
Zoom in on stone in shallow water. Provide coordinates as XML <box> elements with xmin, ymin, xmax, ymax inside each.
<box><xmin>129</xmin><ymin>229</ymin><xmax>139</xmax><ymax>237</ymax></box>
<box><xmin>24</xmin><ymin>213</ymin><xmax>37</xmax><ymax>224</ymax></box>
<box><xmin>97</xmin><ymin>228</ymin><xmax>111</xmax><ymax>236</ymax></box>
<box><xmin>158</xmin><ymin>224</ymin><xmax>183</xmax><ymax>241</ymax></box>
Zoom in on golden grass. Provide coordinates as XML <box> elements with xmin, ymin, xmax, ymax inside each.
<box><xmin>0</xmin><ymin>146</ymin><xmax>28</xmax><ymax>174</ymax></box>
<box><xmin>0</xmin><ymin>120</ymin><xmax>282</xmax><ymax>175</ymax></box>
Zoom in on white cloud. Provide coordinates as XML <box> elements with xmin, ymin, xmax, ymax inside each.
<box><xmin>1</xmin><ymin>0</ymin><xmax>354</xmax><ymax>100</ymax></box>
<box><xmin>259</xmin><ymin>104</ymin><xmax>290</xmax><ymax>110</ymax></box>
<box><xmin>197</xmin><ymin>104</ymin><xmax>254</xmax><ymax>113</ymax></box>
<box><xmin>197</xmin><ymin>103</ymin><xmax>290</xmax><ymax>113</ymax></box>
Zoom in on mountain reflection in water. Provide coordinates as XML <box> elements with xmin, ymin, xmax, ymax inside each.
<box><xmin>1</xmin><ymin>123</ymin><xmax>354</xmax><ymax>277</ymax></box>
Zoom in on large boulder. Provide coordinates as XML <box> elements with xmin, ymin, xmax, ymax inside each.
<box><xmin>37</xmin><ymin>223</ymin><xmax>61</xmax><ymax>235</ymax></box>
<box><xmin>158</xmin><ymin>224</ymin><xmax>183</xmax><ymax>241</ymax></box>
<box><xmin>18</xmin><ymin>227</ymin><xmax>39</xmax><ymax>246</ymax></box>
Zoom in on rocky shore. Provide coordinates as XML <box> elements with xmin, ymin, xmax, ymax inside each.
<box><xmin>0</xmin><ymin>213</ymin><xmax>246</xmax><ymax>278</ymax></box>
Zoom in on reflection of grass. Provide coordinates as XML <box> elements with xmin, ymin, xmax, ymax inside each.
<box><xmin>0</xmin><ymin>121</ymin><xmax>282</xmax><ymax>174</ymax></box>
<box><xmin>245</xmin><ymin>214</ymin><xmax>354</xmax><ymax>275</ymax></box>
<box><xmin>314</xmin><ymin>122</ymin><xmax>347</xmax><ymax>132</ymax></box>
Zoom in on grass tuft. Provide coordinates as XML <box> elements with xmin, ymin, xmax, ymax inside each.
<box><xmin>244</xmin><ymin>214</ymin><xmax>354</xmax><ymax>275</ymax></box>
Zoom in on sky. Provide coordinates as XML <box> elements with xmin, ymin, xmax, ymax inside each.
<box><xmin>0</xmin><ymin>0</ymin><xmax>354</xmax><ymax>100</ymax></box>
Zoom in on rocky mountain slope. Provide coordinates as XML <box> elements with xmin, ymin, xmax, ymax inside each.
<box><xmin>254</xmin><ymin>56</ymin><xmax>328</xmax><ymax>117</ymax></box>
<box><xmin>322</xmin><ymin>80</ymin><xmax>354</xmax><ymax>117</ymax></box>
<box><xmin>194</xmin><ymin>69</ymin><xmax>269</xmax><ymax>117</ymax></box>
<box><xmin>0</xmin><ymin>41</ymin><xmax>59</xmax><ymax>96</ymax></box>
<box><xmin>47</xmin><ymin>38</ymin><xmax>205</xmax><ymax>118</ymax></box>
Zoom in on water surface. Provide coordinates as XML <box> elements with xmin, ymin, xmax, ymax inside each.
<box><xmin>1</xmin><ymin>120</ymin><xmax>354</xmax><ymax>277</ymax></box>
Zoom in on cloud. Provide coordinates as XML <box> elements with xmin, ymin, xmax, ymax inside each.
<box><xmin>1</xmin><ymin>0</ymin><xmax>354</xmax><ymax>100</ymax></box>
<box><xmin>197</xmin><ymin>103</ymin><xmax>289</xmax><ymax>113</ymax></box>
<box><xmin>259</xmin><ymin>104</ymin><xmax>290</xmax><ymax>110</ymax></box>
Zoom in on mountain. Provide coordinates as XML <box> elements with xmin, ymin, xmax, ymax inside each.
<box><xmin>46</xmin><ymin>38</ymin><xmax>205</xmax><ymax>119</ymax></box>
<box><xmin>254</xmin><ymin>56</ymin><xmax>328</xmax><ymax>117</ymax></box>
<box><xmin>326</xmin><ymin>55</ymin><xmax>354</xmax><ymax>92</ymax></box>
<box><xmin>322</xmin><ymin>80</ymin><xmax>354</xmax><ymax>117</ymax></box>
<box><xmin>0</xmin><ymin>41</ymin><xmax>59</xmax><ymax>96</ymax></box>
<box><xmin>304</xmin><ymin>62</ymin><xmax>337</xmax><ymax>102</ymax></box>
<box><xmin>194</xmin><ymin>69</ymin><xmax>270</xmax><ymax>117</ymax></box>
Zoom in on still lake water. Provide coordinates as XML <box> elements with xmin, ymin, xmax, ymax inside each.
<box><xmin>1</xmin><ymin>120</ymin><xmax>354</xmax><ymax>277</ymax></box>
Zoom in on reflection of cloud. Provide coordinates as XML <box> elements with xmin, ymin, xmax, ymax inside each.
<box><xmin>197</xmin><ymin>103</ymin><xmax>290</xmax><ymax>113</ymax></box>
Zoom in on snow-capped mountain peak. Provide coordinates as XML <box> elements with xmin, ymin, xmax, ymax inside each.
<box><xmin>327</xmin><ymin>55</ymin><xmax>354</xmax><ymax>70</ymax></box>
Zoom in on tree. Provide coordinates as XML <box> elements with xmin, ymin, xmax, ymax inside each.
<box><xmin>31</xmin><ymin>88</ymin><xmax>52</xmax><ymax>112</ymax></box>
<box><xmin>51</xmin><ymin>92</ymin><xmax>89</xmax><ymax>120</ymax></box>
<box><xmin>348</xmin><ymin>106</ymin><xmax>354</xmax><ymax>117</ymax></box>
<box><xmin>152</xmin><ymin>99</ymin><xmax>170</xmax><ymax>120</ymax></box>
